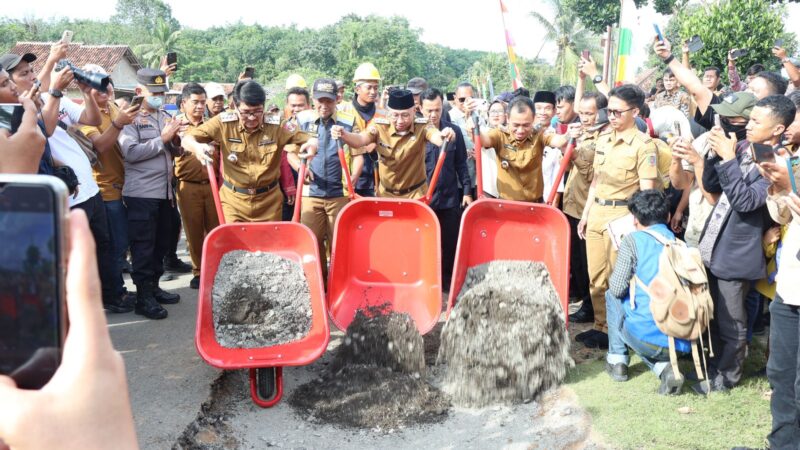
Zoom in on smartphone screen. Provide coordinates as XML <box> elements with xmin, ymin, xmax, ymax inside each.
<box><xmin>130</xmin><ymin>96</ymin><xmax>144</xmax><ymax>109</ymax></box>
<box><xmin>0</xmin><ymin>104</ymin><xmax>24</xmax><ymax>133</ymax></box>
<box><xmin>0</xmin><ymin>180</ymin><xmax>66</xmax><ymax>389</ymax></box>
<box><xmin>244</xmin><ymin>67</ymin><xmax>255</xmax><ymax>78</ymax></box>
<box><xmin>166</xmin><ymin>52</ymin><xmax>177</xmax><ymax>67</ymax></box>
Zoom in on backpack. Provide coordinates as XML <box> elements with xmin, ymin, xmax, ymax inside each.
<box><xmin>633</xmin><ymin>229</ymin><xmax>715</xmax><ymax>389</ymax></box>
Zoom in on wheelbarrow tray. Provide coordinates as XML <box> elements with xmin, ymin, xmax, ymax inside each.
<box><xmin>446</xmin><ymin>199</ymin><xmax>571</xmax><ymax>323</ymax></box>
<box><xmin>196</xmin><ymin>222</ymin><xmax>329</xmax><ymax>369</ymax></box>
<box><xmin>328</xmin><ymin>197</ymin><xmax>442</xmax><ymax>335</ymax></box>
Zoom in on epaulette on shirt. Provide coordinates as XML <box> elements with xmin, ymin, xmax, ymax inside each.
<box><xmin>265</xmin><ymin>114</ymin><xmax>281</xmax><ymax>125</ymax></box>
<box><xmin>414</xmin><ymin>117</ymin><xmax>429</xmax><ymax>124</ymax></box>
<box><xmin>336</xmin><ymin>110</ymin><xmax>355</xmax><ymax>127</ymax></box>
<box><xmin>220</xmin><ymin>112</ymin><xmax>238</xmax><ymax>123</ymax></box>
<box><xmin>374</xmin><ymin>117</ymin><xmax>391</xmax><ymax>125</ymax></box>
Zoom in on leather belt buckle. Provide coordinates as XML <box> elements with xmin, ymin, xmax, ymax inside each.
<box><xmin>247</xmin><ymin>187</ymin><xmax>257</xmax><ymax>195</ymax></box>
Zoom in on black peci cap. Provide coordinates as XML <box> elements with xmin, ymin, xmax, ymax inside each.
<box><xmin>387</xmin><ymin>89</ymin><xmax>415</xmax><ymax>110</ymax></box>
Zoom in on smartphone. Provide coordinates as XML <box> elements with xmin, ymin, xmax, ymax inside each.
<box><xmin>775</xmin><ymin>38</ymin><xmax>784</xmax><ymax>49</ymax></box>
<box><xmin>0</xmin><ymin>175</ymin><xmax>68</xmax><ymax>390</ymax></box>
<box><xmin>787</xmin><ymin>156</ymin><xmax>800</xmax><ymax>194</ymax></box>
<box><xmin>751</xmin><ymin>143</ymin><xmax>776</xmax><ymax>163</ymax></box>
<box><xmin>166</xmin><ymin>52</ymin><xmax>177</xmax><ymax>69</ymax></box>
<box><xmin>581</xmin><ymin>50</ymin><xmax>590</xmax><ymax>60</ymax></box>
<box><xmin>654</xmin><ymin>24</ymin><xmax>665</xmax><ymax>42</ymax></box>
<box><xmin>0</xmin><ymin>104</ymin><xmax>25</xmax><ymax>133</ymax></box>
<box><xmin>29</xmin><ymin>79</ymin><xmax>41</xmax><ymax>97</ymax></box>
<box><xmin>243</xmin><ymin>67</ymin><xmax>255</xmax><ymax>79</ymax></box>
<box><xmin>130</xmin><ymin>95</ymin><xmax>144</xmax><ymax>109</ymax></box>
<box><xmin>61</xmin><ymin>30</ymin><xmax>73</xmax><ymax>45</ymax></box>
<box><xmin>687</xmin><ymin>35</ymin><xmax>704</xmax><ymax>53</ymax></box>
<box><xmin>730</xmin><ymin>48</ymin><xmax>749</xmax><ymax>60</ymax></box>
<box><xmin>673</xmin><ymin>120</ymin><xmax>684</xmax><ymax>138</ymax></box>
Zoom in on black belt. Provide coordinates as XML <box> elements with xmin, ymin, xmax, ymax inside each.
<box><xmin>380</xmin><ymin>179</ymin><xmax>426</xmax><ymax>196</ymax></box>
<box><xmin>178</xmin><ymin>178</ymin><xmax>210</xmax><ymax>185</ymax></box>
<box><xmin>222</xmin><ymin>178</ymin><xmax>279</xmax><ymax>195</ymax></box>
<box><xmin>595</xmin><ymin>198</ymin><xmax>628</xmax><ymax>207</ymax></box>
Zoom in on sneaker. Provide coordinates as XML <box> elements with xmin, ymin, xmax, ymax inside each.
<box><xmin>584</xmin><ymin>331</ymin><xmax>609</xmax><ymax>349</ymax></box>
<box><xmin>163</xmin><ymin>256</ymin><xmax>192</xmax><ymax>273</ymax></box>
<box><xmin>658</xmin><ymin>365</ymin><xmax>684</xmax><ymax>395</ymax></box>
<box><xmin>154</xmin><ymin>287</ymin><xmax>180</xmax><ymax>304</ymax></box>
<box><xmin>575</xmin><ymin>329</ymin><xmax>598</xmax><ymax>343</ymax></box>
<box><xmin>605</xmin><ymin>362</ymin><xmax>629</xmax><ymax>382</ymax></box>
<box><xmin>190</xmin><ymin>276</ymin><xmax>200</xmax><ymax>289</ymax></box>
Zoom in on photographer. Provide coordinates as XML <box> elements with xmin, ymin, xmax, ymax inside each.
<box><xmin>0</xmin><ymin>69</ymin><xmax>45</xmax><ymax>174</ymax></box>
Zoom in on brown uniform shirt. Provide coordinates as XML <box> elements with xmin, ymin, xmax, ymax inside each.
<box><xmin>593</xmin><ymin>127</ymin><xmax>659</xmax><ymax>201</ymax></box>
<box><xmin>562</xmin><ymin>130</ymin><xmax>598</xmax><ymax>219</ymax></box>
<box><xmin>653</xmin><ymin>89</ymin><xmax>691</xmax><ymax>118</ymax></box>
<box><xmin>174</xmin><ymin>113</ymin><xmax>216</xmax><ymax>182</ymax></box>
<box><xmin>187</xmin><ymin>112</ymin><xmax>310</xmax><ymax>189</ymax></box>
<box><xmin>366</xmin><ymin>117</ymin><xmax>439</xmax><ymax>195</ymax></box>
<box><xmin>484</xmin><ymin>127</ymin><xmax>556</xmax><ymax>202</ymax></box>
<box><xmin>80</xmin><ymin>103</ymin><xmax>125</xmax><ymax>201</ymax></box>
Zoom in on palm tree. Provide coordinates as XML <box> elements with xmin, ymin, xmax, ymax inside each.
<box><xmin>530</xmin><ymin>0</ymin><xmax>601</xmax><ymax>86</ymax></box>
<box><xmin>136</xmin><ymin>19</ymin><xmax>183</xmax><ymax>69</ymax></box>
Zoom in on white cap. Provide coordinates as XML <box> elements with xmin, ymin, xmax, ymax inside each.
<box><xmin>82</xmin><ymin>63</ymin><xmax>108</xmax><ymax>76</ymax></box>
<box><xmin>204</xmin><ymin>82</ymin><xmax>225</xmax><ymax>99</ymax></box>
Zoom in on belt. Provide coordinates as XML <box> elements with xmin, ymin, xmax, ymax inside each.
<box><xmin>380</xmin><ymin>179</ymin><xmax>426</xmax><ymax>196</ymax></box>
<box><xmin>178</xmin><ymin>178</ymin><xmax>210</xmax><ymax>185</ymax></box>
<box><xmin>222</xmin><ymin>178</ymin><xmax>279</xmax><ymax>195</ymax></box>
<box><xmin>595</xmin><ymin>198</ymin><xmax>628</xmax><ymax>207</ymax></box>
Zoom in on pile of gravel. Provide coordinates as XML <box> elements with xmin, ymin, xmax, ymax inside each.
<box><xmin>212</xmin><ymin>250</ymin><xmax>312</xmax><ymax>348</ymax></box>
<box><xmin>289</xmin><ymin>311</ymin><xmax>449</xmax><ymax>430</ymax></box>
<box><xmin>437</xmin><ymin>260</ymin><xmax>572</xmax><ymax>407</ymax></box>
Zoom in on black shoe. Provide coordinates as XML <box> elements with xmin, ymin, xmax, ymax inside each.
<box><xmin>154</xmin><ymin>287</ymin><xmax>180</xmax><ymax>304</ymax></box>
<box><xmin>575</xmin><ymin>329</ymin><xmax>598</xmax><ymax>343</ymax></box>
<box><xmin>135</xmin><ymin>296</ymin><xmax>168</xmax><ymax>320</ymax></box>
<box><xmin>190</xmin><ymin>276</ymin><xmax>200</xmax><ymax>289</ymax></box>
<box><xmin>606</xmin><ymin>362</ymin><xmax>629</xmax><ymax>382</ymax></box>
<box><xmin>584</xmin><ymin>332</ymin><xmax>609</xmax><ymax>349</ymax></box>
<box><xmin>658</xmin><ymin>365</ymin><xmax>684</xmax><ymax>396</ymax></box>
<box><xmin>163</xmin><ymin>256</ymin><xmax>192</xmax><ymax>273</ymax></box>
<box><xmin>569</xmin><ymin>300</ymin><xmax>594</xmax><ymax>323</ymax></box>
<box><xmin>103</xmin><ymin>296</ymin><xmax>134</xmax><ymax>314</ymax></box>
<box><xmin>691</xmin><ymin>379</ymin><xmax>729</xmax><ymax>396</ymax></box>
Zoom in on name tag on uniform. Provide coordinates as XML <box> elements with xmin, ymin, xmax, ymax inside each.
<box><xmin>504</xmin><ymin>144</ymin><xmax>516</xmax><ymax>151</ymax></box>
<box><xmin>227</xmin><ymin>138</ymin><xmax>243</xmax><ymax>143</ymax></box>
<box><xmin>378</xmin><ymin>141</ymin><xmax>391</xmax><ymax>149</ymax></box>
<box><xmin>307</xmin><ymin>124</ymin><xmax>319</xmax><ymax>134</ymax></box>
<box><xmin>258</xmin><ymin>139</ymin><xmax>275</xmax><ymax>146</ymax></box>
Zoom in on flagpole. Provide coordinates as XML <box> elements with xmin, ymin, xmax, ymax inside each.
<box><xmin>499</xmin><ymin>0</ymin><xmax>524</xmax><ymax>89</ymax></box>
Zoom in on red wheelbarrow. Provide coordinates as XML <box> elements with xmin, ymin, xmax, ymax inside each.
<box><xmin>446</xmin><ymin>117</ymin><xmax>571</xmax><ymax>323</ymax></box>
<box><xmin>195</xmin><ymin>158</ymin><xmax>329</xmax><ymax>407</ymax></box>
<box><xmin>327</xmin><ymin>140</ymin><xmax>449</xmax><ymax>335</ymax></box>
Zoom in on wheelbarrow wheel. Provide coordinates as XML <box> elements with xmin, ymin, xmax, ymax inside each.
<box><xmin>255</xmin><ymin>367</ymin><xmax>277</xmax><ymax>401</ymax></box>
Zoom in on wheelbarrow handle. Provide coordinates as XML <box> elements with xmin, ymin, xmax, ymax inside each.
<box><xmin>545</xmin><ymin>137</ymin><xmax>575</xmax><ymax>206</ymax></box>
<box><xmin>337</xmin><ymin>140</ymin><xmax>358</xmax><ymax>200</ymax></box>
<box><xmin>422</xmin><ymin>137</ymin><xmax>449</xmax><ymax>205</ymax></box>
<box><xmin>471</xmin><ymin>112</ymin><xmax>484</xmax><ymax>200</ymax></box>
<box><xmin>204</xmin><ymin>160</ymin><xmax>226</xmax><ymax>225</ymax></box>
<box><xmin>291</xmin><ymin>157</ymin><xmax>307</xmax><ymax>223</ymax></box>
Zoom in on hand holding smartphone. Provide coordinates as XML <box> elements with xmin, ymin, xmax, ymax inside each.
<box><xmin>61</xmin><ymin>30</ymin><xmax>73</xmax><ymax>45</ymax></box>
<box><xmin>243</xmin><ymin>67</ymin><xmax>255</xmax><ymax>79</ymax></box>
<box><xmin>654</xmin><ymin>24</ymin><xmax>665</xmax><ymax>42</ymax></box>
<box><xmin>751</xmin><ymin>143</ymin><xmax>776</xmax><ymax>164</ymax></box>
<box><xmin>0</xmin><ymin>104</ymin><xmax>25</xmax><ymax>134</ymax></box>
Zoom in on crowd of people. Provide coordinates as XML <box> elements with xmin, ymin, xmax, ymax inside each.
<box><xmin>0</xmin><ymin>31</ymin><xmax>800</xmax><ymax>448</ymax></box>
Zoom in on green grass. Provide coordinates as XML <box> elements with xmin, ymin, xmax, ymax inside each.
<box><xmin>565</xmin><ymin>340</ymin><xmax>772</xmax><ymax>450</ymax></box>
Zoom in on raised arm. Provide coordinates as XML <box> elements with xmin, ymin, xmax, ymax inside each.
<box><xmin>653</xmin><ymin>38</ymin><xmax>713</xmax><ymax>115</ymax></box>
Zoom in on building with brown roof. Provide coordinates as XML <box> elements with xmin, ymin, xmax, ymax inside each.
<box><xmin>9</xmin><ymin>41</ymin><xmax>143</xmax><ymax>97</ymax></box>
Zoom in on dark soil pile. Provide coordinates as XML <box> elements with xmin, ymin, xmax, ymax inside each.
<box><xmin>212</xmin><ymin>250</ymin><xmax>311</xmax><ymax>348</ymax></box>
<box><xmin>174</xmin><ymin>370</ymin><xmax>246</xmax><ymax>450</ymax></box>
<box><xmin>437</xmin><ymin>260</ymin><xmax>573</xmax><ymax>407</ymax></box>
<box><xmin>289</xmin><ymin>311</ymin><xmax>449</xmax><ymax>430</ymax></box>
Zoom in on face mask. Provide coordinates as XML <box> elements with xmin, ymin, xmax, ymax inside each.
<box><xmin>145</xmin><ymin>95</ymin><xmax>163</xmax><ymax>109</ymax></box>
<box><xmin>720</xmin><ymin>117</ymin><xmax>748</xmax><ymax>142</ymax></box>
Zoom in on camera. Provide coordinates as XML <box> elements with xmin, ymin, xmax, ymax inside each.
<box><xmin>55</xmin><ymin>59</ymin><xmax>110</xmax><ymax>92</ymax></box>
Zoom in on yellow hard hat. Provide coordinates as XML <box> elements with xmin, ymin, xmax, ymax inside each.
<box><xmin>352</xmin><ymin>62</ymin><xmax>381</xmax><ymax>82</ymax></box>
<box><xmin>286</xmin><ymin>74</ymin><xmax>307</xmax><ymax>89</ymax></box>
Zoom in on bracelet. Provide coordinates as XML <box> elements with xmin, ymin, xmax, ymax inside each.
<box><xmin>111</xmin><ymin>120</ymin><xmax>123</xmax><ymax>130</ymax></box>
<box><xmin>662</xmin><ymin>54</ymin><xmax>675</xmax><ymax>65</ymax></box>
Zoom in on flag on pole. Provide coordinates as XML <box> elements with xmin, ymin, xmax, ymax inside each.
<box><xmin>614</xmin><ymin>0</ymin><xmax>636</xmax><ymax>86</ymax></box>
<box><xmin>499</xmin><ymin>0</ymin><xmax>524</xmax><ymax>89</ymax></box>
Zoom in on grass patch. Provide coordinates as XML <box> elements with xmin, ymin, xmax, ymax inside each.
<box><xmin>566</xmin><ymin>339</ymin><xmax>771</xmax><ymax>450</ymax></box>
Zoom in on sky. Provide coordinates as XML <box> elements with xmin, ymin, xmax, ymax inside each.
<box><xmin>4</xmin><ymin>0</ymin><xmax>799</xmax><ymax>76</ymax></box>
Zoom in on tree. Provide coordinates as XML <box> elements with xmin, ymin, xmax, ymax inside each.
<box><xmin>530</xmin><ymin>0</ymin><xmax>602</xmax><ymax>86</ymax></box>
<box><xmin>564</xmin><ymin>0</ymin><xmax>683</xmax><ymax>35</ymax></box>
<box><xmin>136</xmin><ymin>19</ymin><xmax>182</xmax><ymax>69</ymax></box>
<box><xmin>111</xmin><ymin>0</ymin><xmax>180</xmax><ymax>32</ymax></box>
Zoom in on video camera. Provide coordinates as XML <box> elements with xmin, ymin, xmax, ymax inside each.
<box><xmin>55</xmin><ymin>59</ymin><xmax>110</xmax><ymax>92</ymax></box>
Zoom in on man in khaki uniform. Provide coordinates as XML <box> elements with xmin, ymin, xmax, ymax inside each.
<box><xmin>472</xmin><ymin>96</ymin><xmax>568</xmax><ymax>202</ymax></box>
<box><xmin>577</xmin><ymin>85</ymin><xmax>659</xmax><ymax>349</ymax></box>
<box><xmin>182</xmin><ymin>80</ymin><xmax>318</xmax><ymax>222</ymax></box>
<box><xmin>174</xmin><ymin>83</ymin><xmax>219</xmax><ymax>289</ymax></box>
<box><xmin>332</xmin><ymin>89</ymin><xmax>455</xmax><ymax>199</ymax></box>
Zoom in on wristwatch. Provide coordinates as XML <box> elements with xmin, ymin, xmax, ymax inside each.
<box><xmin>48</xmin><ymin>88</ymin><xmax>63</xmax><ymax>98</ymax></box>
<box><xmin>593</xmin><ymin>75</ymin><xmax>603</xmax><ymax>84</ymax></box>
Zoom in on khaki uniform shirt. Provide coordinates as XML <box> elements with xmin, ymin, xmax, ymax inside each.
<box><xmin>562</xmin><ymin>130</ymin><xmax>598</xmax><ymax>219</ymax></box>
<box><xmin>187</xmin><ymin>112</ymin><xmax>310</xmax><ymax>189</ymax></box>
<box><xmin>593</xmin><ymin>127</ymin><xmax>659</xmax><ymax>201</ymax></box>
<box><xmin>366</xmin><ymin>117</ymin><xmax>439</xmax><ymax>196</ymax></box>
<box><xmin>653</xmin><ymin>89</ymin><xmax>691</xmax><ymax>118</ymax></box>
<box><xmin>174</xmin><ymin>113</ymin><xmax>217</xmax><ymax>183</ymax></box>
<box><xmin>80</xmin><ymin>104</ymin><xmax>125</xmax><ymax>201</ymax></box>
<box><xmin>484</xmin><ymin>127</ymin><xmax>556</xmax><ymax>202</ymax></box>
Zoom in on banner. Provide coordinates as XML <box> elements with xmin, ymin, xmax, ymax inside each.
<box><xmin>499</xmin><ymin>0</ymin><xmax>525</xmax><ymax>89</ymax></box>
<box><xmin>614</xmin><ymin>0</ymin><xmax>637</xmax><ymax>86</ymax></box>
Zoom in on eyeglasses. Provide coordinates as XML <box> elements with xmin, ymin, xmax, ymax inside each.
<box><xmin>237</xmin><ymin>108</ymin><xmax>264</xmax><ymax>118</ymax></box>
<box><xmin>389</xmin><ymin>112</ymin><xmax>413</xmax><ymax>120</ymax></box>
<box><xmin>489</xmin><ymin>110</ymin><xmax>505</xmax><ymax>116</ymax></box>
<box><xmin>607</xmin><ymin>107</ymin><xmax>636</xmax><ymax>118</ymax></box>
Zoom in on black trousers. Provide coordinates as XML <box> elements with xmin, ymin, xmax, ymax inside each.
<box><xmin>435</xmin><ymin>206</ymin><xmax>462</xmax><ymax>290</ymax></box>
<box><xmin>708</xmin><ymin>273</ymin><xmax>750</xmax><ymax>387</ymax></box>
<box><xmin>767</xmin><ymin>296</ymin><xmax>800</xmax><ymax>449</ymax></box>
<box><xmin>124</xmin><ymin>197</ymin><xmax>172</xmax><ymax>287</ymax></box>
<box><xmin>567</xmin><ymin>214</ymin><xmax>590</xmax><ymax>300</ymax></box>
<box><xmin>73</xmin><ymin>192</ymin><xmax>117</xmax><ymax>302</ymax></box>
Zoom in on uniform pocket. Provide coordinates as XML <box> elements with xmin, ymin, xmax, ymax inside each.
<box><xmin>260</xmin><ymin>143</ymin><xmax>278</xmax><ymax>165</ymax></box>
<box><xmin>611</xmin><ymin>149</ymin><xmax>638</xmax><ymax>181</ymax></box>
